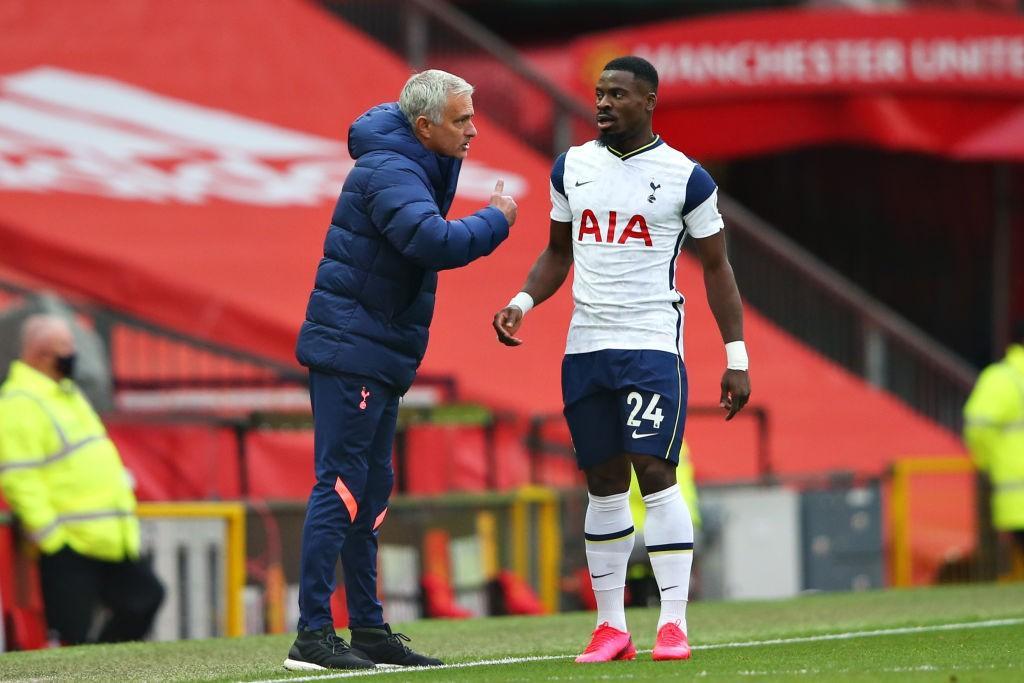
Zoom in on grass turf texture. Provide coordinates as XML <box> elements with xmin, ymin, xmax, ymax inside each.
<box><xmin>2</xmin><ymin>583</ymin><xmax>1022</xmax><ymax>681</ymax></box>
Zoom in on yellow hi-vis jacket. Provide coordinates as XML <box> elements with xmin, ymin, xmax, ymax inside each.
<box><xmin>0</xmin><ymin>361</ymin><xmax>139</xmax><ymax>561</ymax></box>
<box><xmin>963</xmin><ymin>344</ymin><xmax>1024</xmax><ymax>531</ymax></box>
<box><xmin>629</xmin><ymin>440</ymin><xmax>702</xmax><ymax>532</ymax></box>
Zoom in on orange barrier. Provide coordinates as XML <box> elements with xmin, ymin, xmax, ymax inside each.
<box><xmin>890</xmin><ymin>457</ymin><xmax>977</xmax><ymax>587</ymax></box>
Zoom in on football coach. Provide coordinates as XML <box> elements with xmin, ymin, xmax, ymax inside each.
<box><xmin>285</xmin><ymin>69</ymin><xmax>517</xmax><ymax>671</ymax></box>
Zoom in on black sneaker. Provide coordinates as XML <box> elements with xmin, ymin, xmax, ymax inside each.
<box><xmin>350</xmin><ymin>623</ymin><xmax>444</xmax><ymax>667</ymax></box>
<box><xmin>283</xmin><ymin>625</ymin><xmax>376</xmax><ymax>671</ymax></box>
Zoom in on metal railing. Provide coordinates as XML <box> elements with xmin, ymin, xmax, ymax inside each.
<box><xmin>720</xmin><ymin>197</ymin><xmax>978</xmax><ymax>431</ymax></box>
<box><xmin>0</xmin><ymin>275</ymin><xmax>466</xmax><ymax>416</ymax></box>
<box><xmin>0</xmin><ymin>275</ymin><xmax>305</xmax><ymax>391</ymax></box>
<box><xmin>327</xmin><ymin>0</ymin><xmax>978</xmax><ymax>431</ymax></box>
<box><xmin>325</xmin><ymin>0</ymin><xmax>592</xmax><ymax>157</ymax></box>
<box><xmin>529</xmin><ymin>405</ymin><xmax>774</xmax><ymax>483</ymax></box>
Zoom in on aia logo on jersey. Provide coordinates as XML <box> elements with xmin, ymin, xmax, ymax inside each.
<box><xmin>578</xmin><ymin>210</ymin><xmax>653</xmax><ymax>246</ymax></box>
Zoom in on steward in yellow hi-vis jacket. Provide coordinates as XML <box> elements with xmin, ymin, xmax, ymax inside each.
<box><xmin>0</xmin><ymin>315</ymin><xmax>162</xmax><ymax>645</ymax></box>
<box><xmin>0</xmin><ymin>359</ymin><xmax>138</xmax><ymax>560</ymax></box>
<box><xmin>963</xmin><ymin>331</ymin><xmax>1024</xmax><ymax>553</ymax></box>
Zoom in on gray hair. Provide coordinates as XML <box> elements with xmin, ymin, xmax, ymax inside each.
<box><xmin>398</xmin><ymin>70</ymin><xmax>474</xmax><ymax>126</ymax></box>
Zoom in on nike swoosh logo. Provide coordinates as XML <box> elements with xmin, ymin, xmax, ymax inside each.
<box><xmin>590</xmin><ymin>572</ymin><xmax>613</xmax><ymax>579</ymax></box>
<box><xmin>661</xmin><ymin>585</ymin><xmax>679</xmax><ymax>592</ymax></box>
<box><xmin>631</xmin><ymin>430</ymin><xmax>657</xmax><ymax>439</ymax></box>
<box><xmin>575</xmin><ymin>180</ymin><xmax>594</xmax><ymax>186</ymax></box>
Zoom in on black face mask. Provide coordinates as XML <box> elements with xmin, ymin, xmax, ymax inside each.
<box><xmin>55</xmin><ymin>353</ymin><xmax>77</xmax><ymax>379</ymax></box>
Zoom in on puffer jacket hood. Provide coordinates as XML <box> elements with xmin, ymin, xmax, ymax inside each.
<box><xmin>295</xmin><ymin>102</ymin><xmax>510</xmax><ymax>392</ymax></box>
<box><xmin>347</xmin><ymin>103</ymin><xmax>459</xmax><ymax>217</ymax></box>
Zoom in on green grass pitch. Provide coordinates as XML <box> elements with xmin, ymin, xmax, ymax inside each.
<box><xmin>2</xmin><ymin>583</ymin><xmax>1022</xmax><ymax>681</ymax></box>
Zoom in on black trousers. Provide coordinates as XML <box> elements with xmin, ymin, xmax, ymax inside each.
<box><xmin>38</xmin><ymin>546</ymin><xmax>165</xmax><ymax>645</ymax></box>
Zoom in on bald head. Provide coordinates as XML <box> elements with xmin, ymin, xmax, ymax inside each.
<box><xmin>20</xmin><ymin>314</ymin><xmax>76</xmax><ymax>380</ymax></box>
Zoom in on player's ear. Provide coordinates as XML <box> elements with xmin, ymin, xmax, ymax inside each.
<box><xmin>646</xmin><ymin>92</ymin><xmax>657</xmax><ymax>112</ymax></box>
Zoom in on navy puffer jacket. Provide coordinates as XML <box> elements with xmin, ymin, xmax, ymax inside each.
<box><xmin>296</xmin><ymin>103</ymin><xmax>509</xmax><ymax>392</ymax></box>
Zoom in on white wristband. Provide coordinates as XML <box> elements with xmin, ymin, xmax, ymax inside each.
<box><xmin>508</xmin><ymin>292</ymin><xmax>534</xmax><ymax>316</ymax></box>
<box><xmin>725</xmin><ymin>340</ymin><xmax>748</xmax><ymax>371</ymax></box>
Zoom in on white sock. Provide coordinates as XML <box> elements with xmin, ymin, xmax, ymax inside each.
<box><xmin>584</xmin><ymin>490</ymin><xmax>634</xmax><ymax>632</ymax></box>
<box><xmin>643</xmin><ymin>483</ymin><xmax>693</xmax><ymax>632</ymax></box>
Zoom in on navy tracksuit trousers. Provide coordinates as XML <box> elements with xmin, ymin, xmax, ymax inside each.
<box><xmin>297</xmin><ymin>370</ymin><xmax>398</xmax><ymax>630</ymax></box>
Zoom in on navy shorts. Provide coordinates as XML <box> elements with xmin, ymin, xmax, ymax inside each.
<box><xmin>562</xmin><ymin>349</ymin><xmax>688</xmax><ymax>470</ymax></box>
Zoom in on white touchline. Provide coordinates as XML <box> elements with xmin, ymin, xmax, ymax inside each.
<box><xmin>247</xmin><ymin>617</ymin><xmax>1024</xmax><ymax>683</ymax></box>
<box><xmin>692</xmin><ymin>617</ymin><xmax>1024</xmax><ymax>650</ymax></box>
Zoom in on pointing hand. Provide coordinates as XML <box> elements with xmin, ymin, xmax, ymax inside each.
<box><xmin>489</xmin><ymin>178</ymin><xmax>518</xmax><ymax>227</ymax></box>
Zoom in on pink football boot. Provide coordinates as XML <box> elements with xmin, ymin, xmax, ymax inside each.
<box><xmin>652</xmin><ymin>620</ymin><xmax>691</xmax><ymax>661</ymax></box>
<box><xmin>575</xmin><ymin>622</ymin><xmax>637</xmax><ymax>663</ymax></box>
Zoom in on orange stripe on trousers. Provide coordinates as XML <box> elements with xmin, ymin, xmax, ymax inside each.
<box><xmin>373</xmin><ymin>507</ymin><xmax>388</xmax><ymax>531</ymax></box>
<box><xmin>334</xmin><ymin>476</ymin><xmax>358</xmax><ymax>522</ymax></box>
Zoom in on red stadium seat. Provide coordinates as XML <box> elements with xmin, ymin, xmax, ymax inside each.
<box><xmin>245</xmin><ymin>430</ymin><xmax>316</xmax><ymax>499</ymax></box>
<box><xmin>420</xmin><ymin>530</ymin><xmax>471</xmax><ymax>619</ymax></box>
<box><xmin>403</xmin><ymin>424</ymin><xmax>489</xmax><ymax>494</ymax></box>
<box><xmin>494</xmin><ymin>569</ymin><xmax>546</xmax><ymax>615</ymax></box>
<box><xmin>448</xmin><ymin>426</ymin><xmax>488</xmax><ymax>492</ymax></box>
<box><xmin>533</xmin><ymin>419</ymin><xmax>581</xmax><ymax>488</ymax></box>
<box><xmin>492</xmin><ymin>419</ymin><xmax>532</xmax><ymax>490</ymax></box>
<box><xmin>402</xmin><ymin>425</ymin><xmax>449</xmax><ymax>495</ymax></box>
<box><xmin>0</xmin><ymin>524</ymin><xmax>48</xmax><ymax>650</ymax></box>
<box><xmin>109</xmin><ymin>424</ymin><xmax>240</xmax><ymax>501</ymax></box>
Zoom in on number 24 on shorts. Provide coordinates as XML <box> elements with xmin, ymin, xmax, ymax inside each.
<box><xmin>626</xmin><ymin>392</ymin><xmax>664</xmax><ymax>438</ymax></box>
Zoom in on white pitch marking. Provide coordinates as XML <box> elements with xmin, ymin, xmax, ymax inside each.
<box><xmin>250</xmin><ymin>617</ymin><xmax>1024</xmax><ymax>682</ymax></box>
<box><xmin>694</xmin><ymin>616</ymin><xmax>1024</xmax><ymax>650</ymax></box>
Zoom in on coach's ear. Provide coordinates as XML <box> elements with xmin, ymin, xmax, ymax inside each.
<box><xmin>414</xmin><ymin>115</ymin><xmax>433</xmax><ymax>142</ymax></box>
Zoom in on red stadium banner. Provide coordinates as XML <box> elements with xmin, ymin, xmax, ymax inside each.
<box><xmin>535</xmin><ymin>9</ymin><xmax>1024</xmax><ymax>160</ymax></box>
<box><xmin>572</xmin><ymin>9</ymin><xmax>1024</xmax><ymax>103</ymax></box>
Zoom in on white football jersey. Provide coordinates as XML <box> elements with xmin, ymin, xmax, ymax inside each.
<box><xmin>550</xmin><ymin>136</ymin><xmax>724</xmax><ymax>359</ymax></box>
